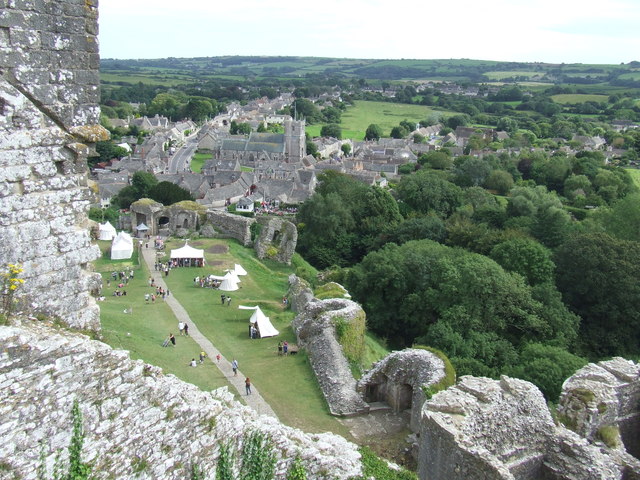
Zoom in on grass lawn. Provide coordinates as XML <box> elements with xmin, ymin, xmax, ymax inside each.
<box><xmin>99</xmin><ymin>237</ymin><xmax>353</xmax><ymax>437</ymax></box>
<box><xmin>551</xmin><ymin>94</ymin><xmax>608</xmax><ymax>104</ymax></box>
<box><xmin>95</xmin><ymin>241</ymin><xmax>233</xmax><ymax>394</ymax></box>
<box><xmin>484</xmin><ymin>71</ymin><xmax>541</xmax><ymax>80</ymax></box>
<box><xmin>190</xmin><ymin>151</ymin><xmax>212</xmax><ymax>174</ymax></box>
<box><xmin>626</xmin><ymin>168</ymin><xmax>640</xmax><ymax>188</ymax></box>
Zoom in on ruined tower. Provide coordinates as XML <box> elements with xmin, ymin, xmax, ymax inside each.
<box><xmin>0</xmin><ymin>0</ymin><xmax>108</xmax><ymax>329</ymax></box>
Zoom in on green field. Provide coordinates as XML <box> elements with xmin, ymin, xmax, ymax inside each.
<box><xmin>100</xmin><ymin>72</ymin><xmax>192</xmax><ymax>87</ymax></box>
<box><xmin>551</xmin><ymin>94</ymin><xmax>609</xmax><ymax>104</ymax></box>
<box><xmin>484</xmin><ymin>71</ymin><xmax>541</xmax><ymax>80</ymax></box>
<box><xmin>309</xmin><ymin>101</ymin><xmax>450</xmax><ymax>140</ymax></box>
<box><xmin>96</xmin><ymin>237</ymin><xmax>390</xmax><ymax>437</ymax></box>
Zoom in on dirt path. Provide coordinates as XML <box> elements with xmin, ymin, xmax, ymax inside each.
<box><xmin>141</xmin><ymin>247</ymin><xmax>278</xmax><ymax>419</ymax></box>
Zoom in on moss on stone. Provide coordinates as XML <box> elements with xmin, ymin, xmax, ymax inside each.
<box><xmin>314</xmin><ymin>282</ymin><xmax>348</xmax><ymax>300</ymax></box>
<box><xmin>333</xmin><ymin>310</ymin><xmax>366</xmax><ymax>367</ymax></box>
<box><xmin>171</xmin><ymin>201</ymin><xmax>205</xmax><ymax>212</ymax></box>
<box><xmin>596</xmin><ymin>425</ymin><xmax>620</xmax><ymax>448</ymax></box>
<box><xmin>571</xmin><ymin>388</ymin><xmax>595</xmax><ymax>405</ymax></box>
<box><xmin>414</xmin><ymin>345</ymin><xmax>456</xmax><ymax>400</ymax></box>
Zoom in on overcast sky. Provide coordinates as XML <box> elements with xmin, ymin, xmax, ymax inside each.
<box><xmin>99</xmin><ymin>0</ymin><xmax>640</xmax><ymax>64</ymax></box>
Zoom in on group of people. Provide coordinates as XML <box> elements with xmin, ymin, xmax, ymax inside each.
<box><xmin>193</xmin><ymin>276</ymin><xmax>221</xmax><ymax>289</ymax></box>
<box><xmin>221</xmin><ymin>294</ymin><xmax>232</xmax><ymax>306</ymax></box>
<box><xmin>153</xmin><ymin>261</ymin><xmax>172</xmax><ymax>277</ymax></box>
<box><xmin>178</xmin><ymin>321</ymin><xmax>190</xmax><ymax>336</ymax></box>
<box><xmin>277</xmin><ymin>341</ymin><xmax>289</xmax><ymax>355</ymax></box>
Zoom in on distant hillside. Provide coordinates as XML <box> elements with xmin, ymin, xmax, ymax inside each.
<box><xmin>101</xmin><ymin>56</ymin><xmax>640</xmax><ymax>87</ymax></box>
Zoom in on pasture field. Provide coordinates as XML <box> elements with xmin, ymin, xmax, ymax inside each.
<box><xmin>484</xmin><ymin>71</ymin><xmax>541</xmax><ymax>80</ymax></box>
<box><xmin>551</xmin><ymin>94</ymin><xmax>609</xmax><ymax>104</ymax></box>
<box><xmin>329</xmin><ymin>101</ymin><xmax>451</xmax><ymax>140</ymax></box>
<box><xmin>96</xmin><ymin>236</ymin><xmax>390</xmax><ymax>436</ymax></box>
<box><xmin>100</xmin><ymin>72</ymin><xmax>192</xmax><ymax>87</ymax></box>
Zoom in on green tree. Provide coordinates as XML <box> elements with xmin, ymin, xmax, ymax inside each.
<box><xmin>365</xmin><ymin>124</ymin><xmax>383</xmax><ymax>141</ymax></box>
<box><xmin>418</xmin><ymin>151</ymin><xmax>452</xmax><ymax>170</ymax></box>
<box><xmin>341</xmin><ymin>143</ymin><xmax>351</xmax><ymax>157</ymax></box>
<box><xmin>131</xmin><ymin>171</ymin><xmax>158</xmax><ymax>199</ymax></box>
<box><xmin>182</xmin><ymin>97</ymin><xmax>214</xmax><ymax>122</ymax></box>
<box><xmin>320</xmin><ymin>124</ymin><xmax>342</xmax><ymax>139</ymax></box>
<box><xmin>593</xmin><ymin>192</ymin><xmax>640</xmax><ymax>241</ymax></box>
<box><xmin>484</xmin><ymin>170</ymin><xmax>514</xmax><ymax>195</ymax></box>
<box><xmin>555</xmin><ymin>233</ymin><xmax>640</xmax><ymax>357</ymax></box>
<box><xmin>92</xmin><ymin>141</ymin><xmax>129</xmax><ymax>167</ymax></box>
<box><xmin>396</xmin><ymin>170</ymin><xmax>462</xmax><ymax>217</ymax></box>
<box><xmin>490</xmin><ymin>238</ymin><xmax>555</xmax><ymax>286</ymax></box>
<box><xmin>390</xmin><ymin>126</ymin><xmax>409</xmax><ymax>139</ymax></box>
<box><xmin>149</xmin><ymin>182</ymin><xmax>195</xmax><ymax>205</ymax></box>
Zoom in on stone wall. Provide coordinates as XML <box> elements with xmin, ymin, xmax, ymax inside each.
<box><xmin>290</xmin><ymin>276</ymin><xmax>369</xmax><ymax>416</ymax></box>
<box><xmin>0</xmin><ymin>320</ymin><xmax>363</xmax><ymax>479</ymax></box>
<box><xmin>418</xmin><ymin>373</ymin><xmax>640</xmax><ymax>480</ymax></box>
<box><xmin>206</xmin><ymin>210</ymin><xmax>253</xmax><ymax>246</ymax></box>
<box><xmin>254</xmin><ymin>217</ymin><xmax>297</xmax><ymax>265</ymax></box>
<box><xmin>0</xmin><ymin>0</ymin><xmax>107</xmax><ymax>329</ymax></box>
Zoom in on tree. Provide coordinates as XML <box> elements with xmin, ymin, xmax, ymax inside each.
<box><xmin>149</xmin><ymin>182</ymin><xmax>194</xmax><ymax>205</ymax></box>
<box><xmin>418</xmin><ymin>151</ymin><xmax>452</xmax><ymax>170</ymax></box>
<box><xmin>365</xmin><ymin>124</ymin><xmax>383</xmax><ymax>141</ymax></box>
<box><xmin>484</xmin><ymin>170</ymin><xmax>514</xmax><ymax>195</ymax></box>
<box><xmin>396</xmin><ymin>170</ymin><xmax>462</xmax><ymax>217</ymax></box>
<box><xmin>292</xmin><ymin>98</ymin><xmax>321</xmax><ymax>123</ymax></box>
<box><xmin>92</xmin><ymin>141</ymin><xmax>129</xmax><ymax>167</ymax></box>
<box><xmin>490</xmin><ymin>238</ymin><xmax>555</xmax><ymax>286</ymax></box>
<box><xmin>555</xmin><ymin>233</ymin><xmax>640</xmax><ymax>357</ymax></box>
<box><xmin>453</xmin><ymin>157</ymin><xmax>492</xmax><ymax>187</ymax></box>
<box><xmin>390</xmin><ymin>126</ymin><xmax>409</xmax><ymax>139</ymax></box>
<box><xmin>322</xmin><ymin>106</ymin><xmax>342</xmax><ymax>124</ymax></box>
<box><xmin>230</xmin><ymin>121</ymin><xmax>251</xmax><ymax>135</ymax></box>
<box><xmin>131</xmin><ymin>171</ymin><xmax>158</xmax><ymax>199</ymax></box>
<box><xmin>446</xmin><ymin>114</ymin><xmax>470</xmax><ymax>130</ymax></box>
<box><xmin>320</xmin><ymin>124</ymin><xmax>342</xmax><ymax>139</ymax></box>
<box><xmin>341</xmin><ymin>143</ymin><xmax>351</xmax><ymax>157</ymax></box>
<box><xmin>182</xmin><ymin>97</ymin><xmax>214</xmax><ymax>122</ymax></box>
<box><xmin>594</xmin><ymin>192</ymin><xmax>640</xmax><ymax>241</ymax></box>
<box><xmin>496</xmin><ymin>116</ymin><xmax>518</xmax><ymax>133</ymax></box>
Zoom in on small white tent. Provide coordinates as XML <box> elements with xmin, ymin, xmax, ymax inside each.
<box><xmin>135</xmin><ymin>223</ymin><xmax>149</xmax><ymax>238</ymax></box>
<box><xmin>234</xmin><ymin>264</ymin><xmax>248</xmax><ymax>276</ymax></box>
<box><xmin>218</xmin><ymin>272</ymin><xmax>239</xmax><ymax>291</ymax></box>
<box><xmin>239</xmin><ymin>306</ymin><xmax>279</xmax><ymax>338</ymax></box>
<box><xmin>111</xmin><ymin>231</ymin><xmax>134</xmax><ymax>260</ymax></box>
<box><xmin>98</xmin><ymin>221</ymin><xmax>117</xmax><ymax>241</ymax></box>
<box><xmin>225</xmin><ymin>269</ymin><xmax>241</xmax><ymax>283</ymax></box>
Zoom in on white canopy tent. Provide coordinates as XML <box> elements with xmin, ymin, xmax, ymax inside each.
<box><xmin>171</xmin><ymin>243</ymin><xmax>205</xmax><ymax>266</ymax></box>
<box><xmin>239</xmin><ymin>306</ymin><xmax>279</xmax><ymax>338</ymax></box>
<box><xmin>135</xmin><ymin>223</ymin><xmax>149</xmax><ymax>238</ymax></box>
<box><xmin>111</xmin><ymin>231</ymin><xmax>133</xmax><ymax>260</ymax></box>
<box><xmin>98</xmin><ymin>221</ymin><xmax>117</xmax><ymax>241</ymax></box>
<box><xmin>234</xmin><ymin>264</ymin><xmax>248</xmax><ymax>276</ymax></box>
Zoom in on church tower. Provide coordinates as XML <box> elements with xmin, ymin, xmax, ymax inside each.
<box><xmin>284</xmin><ymin>116</ymin><xmax>306</xmax><ymax>163</ymax></box>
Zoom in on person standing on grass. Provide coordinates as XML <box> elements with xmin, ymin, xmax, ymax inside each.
<box><xmin>221</xmin><ymin>294</ymin><xmax>226</xmax><ymax>305</ymax></box>
<box><xmin>227</xmin><ymin>296</ymin><xmax>232</xmax><ymax>307</ymax></box>
<box><xmin>178</xmin><ymin>321</ymin><xmax>185</xmax><ymax>335</ymax></box>
<box><xmin>169</xmin><ymin>333</ymin><xmax>176</xmax><ymax>346</ymax></box>
<box><xmin>245</xmin><ymin>377</ymin><xmax>251</xmax><ymax>395</ymax></box>
<box><xmin>199</xmin><ymin>351</ymin><xmax>206</xmax><ymax>363</ymax></box>
<box><xmin>231</xmin><ymin>359</ymin><xmax>238</xmax><ymax>376</ymax></box>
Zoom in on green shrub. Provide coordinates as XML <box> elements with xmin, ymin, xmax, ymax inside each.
<box><xmin>597</xmin><ymin>425</ymin><xmax>620</xmax><ymax>448</ymax></box>
<box><xmin>315</xmin><ymin>282</ymin><xmax>348</xmax><ymax>300</ymax></box>
<box><xmin>291</xmin><ymin>254</ymin><xmax>318</xmax><ymax>287</ymax></box>
<box><xmin>333</xmin><ymin>311</ymin><xmax>366</xmax><ymax>366</ymax></box>
<box><xmin>355</xmin><ymin>446</ymin><xmax>417</xmax><ymax>480</ymax></box>
<box><xmin>250</xmin><ymin>223</ymin><xmax>263</xmax><ymax>242</ymax></box>
<box><xmin>413</xmin><ymin>346</ymin><xmax>456</xmax><ymax>400</ymax></box>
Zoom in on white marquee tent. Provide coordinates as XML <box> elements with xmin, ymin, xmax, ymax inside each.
<box><xmin>239</xmin><ymin>306</ymin><xmax>279</xmax><ymax>338</ymax></box>
<box><xmin>170</xmin><ymin>243</ymin><xmax>205</xmax><ymax>262</ymax></box>
<box><xmin>234</xmin><ymin>264</ymin><xmax>248</xmax><ymax>276</ymax></box>
<box><xmin>225</xmin><ymin>269</ymin><xmax>241</xmax><ymax>284</ymax></box>
<box><xmin>111</xmin><ymin>231</ymin><xmax>133</xmax><ymax>260</ymax></box>
<box><xmin>98</xmin><ymin>221</ymin><xmax>117</xmax><ymax>241</ymax></box>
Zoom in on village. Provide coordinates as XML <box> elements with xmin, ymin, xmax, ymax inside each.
<box><xmin>94</xmin><ymin>88</ymin><xmax>635</xmax><ymax>220</ymax></box>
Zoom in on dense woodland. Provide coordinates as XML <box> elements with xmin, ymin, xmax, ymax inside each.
<box><xmin>100</xmin><ymin>56</ymin><xmax>640</xmax><ymax>401</ymax></box>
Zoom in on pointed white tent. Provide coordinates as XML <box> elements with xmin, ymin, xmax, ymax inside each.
<box><xmin>234</xmin><ymin>264</ymin><xmax>248</xmax><ymax>276</ymax></box>
<box><xmin>135</xmin><ymin>223</ymin><xmax>149</xmax><ymax>238</ymax></box>
<box><xmin>111</xmin><ymin>231</ymin><xmax>133</xmax><ymax>260</ymax></box>
<box><xmin>239</xmin><ymin>306</ymin><xmax>279</xmax><ymax>338</ymax></box>
<box><xmin>218</xmin><ymin>272</ymin><xmax>239</xmax><ymax>291</ymax></box>
<box><xmin>98</xmin><ymin>221</ymin><xmax>117</xmax><ymax>241</ymax></box>
<box><xmin>225</xmin><ymin>269</ymin><xmax>241</xmax><ymax>283</ymax></box>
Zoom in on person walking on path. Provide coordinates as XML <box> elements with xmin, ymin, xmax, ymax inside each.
<box><xmin>245</xmin><ymin>377</ymin><xmax>251</xmax><ymax>395</ymax></box>
<box><xmin>231</xmin><ymin>359</ymin><xmax>238</xmax><ymax>376</ymax></box>
<box><xmin>178</xmin><ymin>321</ymin><xmax>185</xmax><ymax>335</ymax></box>
<box><xmin>183</xmin><ymin>323</ymin><xmax>189</xmax><ymax>336</ymax></box>
<box><xmin>199</xmin><ymin>351</ymin><xmax>206</xmax><ymax>363</ymax></box>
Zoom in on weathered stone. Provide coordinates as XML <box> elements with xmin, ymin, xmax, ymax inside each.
<box><xmin>0</xmin><ymin>321</ymin><xmax>364</xmax><ymax>479</ymax></box>
<box><xmin>254</xmin><ymin>216</ymin><xmax>297</xmax><ymax>265</ymax></box>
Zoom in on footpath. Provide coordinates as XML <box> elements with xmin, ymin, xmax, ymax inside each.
<box><xmin>141</xmin><ymin>247</ymin><xmax>278</xmax><ymax>419</ymax></box>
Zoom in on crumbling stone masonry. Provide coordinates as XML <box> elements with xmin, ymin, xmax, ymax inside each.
<box><xmin>0</xmin><ymin>0</ymin><xmax>107</xmax><ymax>329</ymax></box>
<box><xmin>254</xmin><ymin>216</ymin><xmax>297</xmax><ymax>265</ymax></box>
<box><xmin>0</xmin><ymin>320</ymin><xmax>363</xmax><ymax>479</ymax></box>
<box><xmin>419</xmin><ymin>373</ymin><xmax>640</xmax><ymax>480</ymax></box>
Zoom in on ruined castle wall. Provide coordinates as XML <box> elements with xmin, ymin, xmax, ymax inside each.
<box><xmin>206</xmin><ymin>210</ymin><xmax>253</xmax><ymax>246</ymax></box>
<box><xmin>254</xmin><ymin>217</ymin><xmax>297</xmax><ymax>265</ymax></box>
<box><xmin>0</xmin><ymin>0</ymin><xmax>107</xmax><ymax>329</ymax></box>
<box><xmin>0</xmin><ymin>321</ymin><xmax>363</xmax><ymax>479</ymax></box>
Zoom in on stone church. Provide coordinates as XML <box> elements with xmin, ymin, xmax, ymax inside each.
<box><xmin>215</xmin><ymin>116</ymin><xmax>306</xmax><ymax>165</ymax></box>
